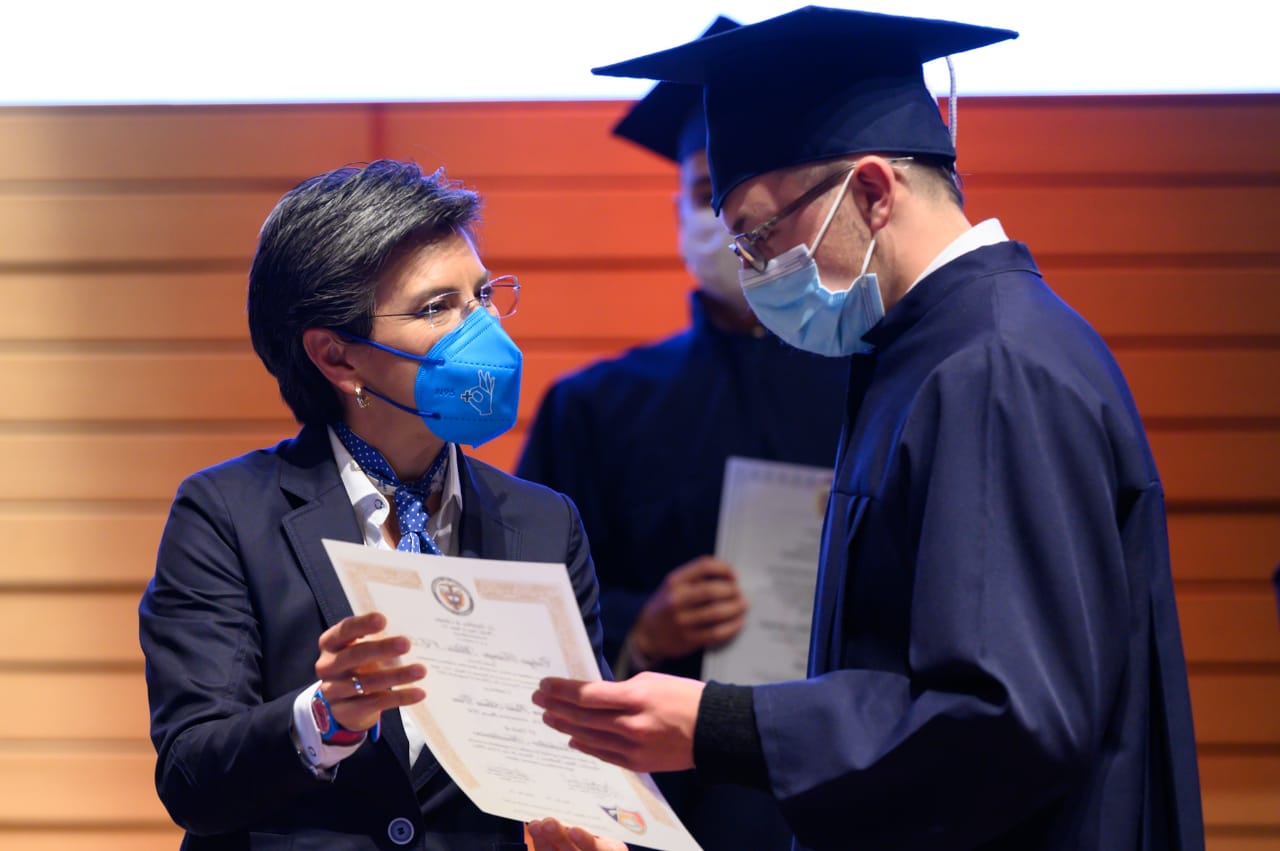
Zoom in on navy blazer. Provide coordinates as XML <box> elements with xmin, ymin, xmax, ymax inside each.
<box><xmin>139</xmin><ymin>424</ymin><xmax>609</xmax><ymax>851</ymax></box>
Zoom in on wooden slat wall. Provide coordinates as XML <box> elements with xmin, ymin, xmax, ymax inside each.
<box><xmin>0</xmin><ymin>95</ymin><xmax>1275</xmax><ymax>849</ymax></box>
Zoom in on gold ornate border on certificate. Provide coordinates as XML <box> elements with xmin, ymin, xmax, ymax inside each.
<box><xmin>472</xmin><ymin>579</ymin><xmax>594</xmax><ymax>680</ymax></box>
<box><xmin>336</xmin><ymin>559</ymin><xmax>424</xmax><ymax>613</ymax></box>
<box><xmin>468</xmin><ymin>579</ymin><xmax>678</xmax><ymax>827</ymax></box>
<box><xmin>622</xmin><ymin>773</ymin><xmax>677</xmax><ymax>829</ymax></box>
<box><xmin>334</xmin><ymin>560</ymin><xmax>479</xmax><ymax>790</ymax></box>
<box><xmin>406</xmin><ymin>701</ymin><xmax>478</xmax><ymax>790</ymax></box>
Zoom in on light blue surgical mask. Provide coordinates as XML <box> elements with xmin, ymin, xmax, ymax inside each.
<box><xmin>738</xmin><ymin>169</ymin><xmax>885</xmax><ymax>357</ymax></box>
<box><xmin>345</xmin><ymin>308</ymin><xmax>522</xmax><ymax>447</ymax></box>
<box><xmin>680</xmin><ymin>201</ymin><xmax>749</xmax><ymax>312</ymax></box>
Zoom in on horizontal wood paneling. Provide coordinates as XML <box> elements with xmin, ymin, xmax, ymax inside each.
<box><xmin>1044</xmin><ymin>268</ymin><xmax>1280</xmax><ymax>341</ymax></box>
<box><xmin>0</xmin><ymin>350</ymin><xmax>611</xmax><ymax>426</ymax></box>
<box><xmin>0</xmin><ymin>830</ymin><xmax>183</xmax><ymax>851</ymax></box>
<box><xmin>953</xmin><ymin>95</ymin><xmax>1280</xmax><ymax>176</ymax></box>
<box><xmin>0</xmin><ymin>272</ymin><xmax>255</xmax><ymax>343</ymax></box>
<box><xmin>0</xmin><ymin>352</ymin><xmax>286</xmax><ymax>421</ymax></box>
<box><xmin>1179</xmin><ymin>589</ymin><xmax>1280</xmax><ymax>664</ymax></box>
<box><xmin>387</xmin><ymin>95</ymin><xmax>1280</xmax><ymax>179</ymax></box>
<box><xmin>1205</xmin><ymin>839</ymin><xmax>1280</xmax><ymax>851</ymax></box>
<box><xmin>961</xmin><ymin>186</ymin><xmax>1278</xmax><ymax>259</ymax></box>
<box><xmin>231</xmin><ymin>182</ymin><xmax>1280</xmax><ymax>264</ymax></box>
<box><xmin>464</xmin><ymin>189</ymin><xmax>680</xmax><ymax>261</ymax></box>
<box><xmin>0</xmin><ymin>269</ymin><xmax>691</xmax><ymax>344</ymax></box>
<box><xmin>0</xmin><ymin>591</ymin><xmax>144</xmax><ymax>665</ymax></box>
<box><xmin>0</xmin><ymin>95</ymin><xmax>1275</xmax><ymax>848</ymax></box>
<box><xmin>4</xmin><ymin>347</ymin><xmax>1276</xmax><ymax>424</ymax></box>
<box><xmin>6</xmin><ymin>586</ymin><xmax>1274</xmax><ymax>668</ymax></box>
<box><xmin>0</xmin><ymin>105</ymin><xmax>372</xmax><ymax>181</ymax></box>
<box><xmin>5</xmin><ymin>507</ymin><xmax>1270</xmax><ymax>589</ymax></box>
<box><xmin>1149</xmin><ymin>431</ymin><xmax>1280</xmax><ymax>505</ymax></box>
<box><xmin>382</xmin><ymin>101</ymin><xmax>661</xmax><ymax>179</ymax></box>
<box><xmin>1189</xmin><ymin>674</ymin><xmax>1280</xmax><ymax>745</ymax></box>
<box><xmin>1168</xmin><ymin>513</ymin><xmax>1280</xmax><ymax>582</ymax></box>
<box><xmin>1</xmin><ymin>431</ymin><xmax>299</xmax><ymax>501</ymax></box>
<box><xmin>6</xmin><ymin>267</ymin><xmax>1276</xmax><ymax>345</ymax></box>
<box><xmin>507</xmin><ymin>272</ymin><xmax>690</xmax><ymax>343</ymax></box>
<box><xmin>1</xmin><ymin>185</ymin><xmax>1275</xmax><ymax>267</ymax></box>
<box><xmin>0</xmin><ymin>427</ymin><xmax>495</xmax><ymax>499</ymax></box>
<box><xmin>1117</xmin><ymin>350</ymin><xmax>1280</xmax><ymax>419</ymax></box>
<box><xmin>0</xmin><ymin>193</ymin><xmax>279</xmax><ymax>264</ymax></box>
<box><xmin>1199</xmin><ymin>753</ymin><xmax>1280</xmax><ymax>828</ymax></box>
<box><xmin>0</xmin><ymin>751</ymin><xmax>170</xmax><ymax>824</ymax></box>
<box><xmin>8</xmin><ymin>666</ymin><xmax>1276</xmax><ymax>749</ymax></box>
<box><xmin>3</xmin><ymin>429</ymin><xmax>1273</xmax><ymax>504</ymax></box>
<box><xmin>0</xmin><ymin>748</ymin><xmax>1271</xmax><ymax>831</ymax></box>
<box><xmin>0</xmin><ymin>505</ymin><xmax>166</xmax><ymax>586</ymax></box>
<box><xmin>0</xmin><ymin>672</ymin><xmax>151</xmax><ymax>740</ymax></box>
<box><xmin>476</xmin><ymin>429</ymin><xmax>1280</xmax><ymax>507</ymax></box>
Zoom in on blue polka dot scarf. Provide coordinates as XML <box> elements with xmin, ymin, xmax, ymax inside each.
<box><xmin>332</xmin><ymin>422</ymin><xmax>449</xmax><ymax>555</ymax></box>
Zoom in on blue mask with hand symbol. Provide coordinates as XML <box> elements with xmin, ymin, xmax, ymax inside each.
<box><xmin>344</xmin><ymin>309</ymin><xmax>522</xmax><ymax>447</ymax></box>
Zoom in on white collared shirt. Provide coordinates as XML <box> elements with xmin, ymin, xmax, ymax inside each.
<box><xmin>327</xmin><ymin>426</ymin><xmax>463</xmax><ymax>557</ymax></box>
<box><xmin>908</xmin><ymin>218</ymin><xmax>1009</xmax><ymax>292</ymax></box>
<box><xmin>292</xmin><ymin>428</ymin><xmax>464</xmax><ymax>773</ymax></box>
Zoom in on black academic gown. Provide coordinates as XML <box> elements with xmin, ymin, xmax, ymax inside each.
<box><xmin>517</xmin><ymin>293</ymin><xmax>847</xmax><ymax>851</ymax></box>
<box><xmin>750</xmin><ymin>242</ymin><xmax>1204</xmax><ymax>850</ymax></box>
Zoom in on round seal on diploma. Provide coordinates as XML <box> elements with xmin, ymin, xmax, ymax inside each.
<box><xmin>430</xmin><ymin>576</ymin><xmax>474</xmax><ymax>615</ymax></box>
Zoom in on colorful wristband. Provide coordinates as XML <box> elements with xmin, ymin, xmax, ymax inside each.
<box><xmin>310</xmin><ymin>687</ymin><xmax>367</xmax><ymax>747</ymax></box>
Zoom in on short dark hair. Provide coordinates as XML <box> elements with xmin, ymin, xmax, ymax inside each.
<box><xmin>247</xmin><ymin>159</ymin><xmax>481</xmax><ymax>426</ymax></box>
<box><xmin>911</xmin><ymin>154</ymin><xmax>966</xmax><ymax>208</ymax></box>
<box><xmin>794</xmin><ymin>153</ymin><xmax>964</xmax><ymax>211</ymax></box>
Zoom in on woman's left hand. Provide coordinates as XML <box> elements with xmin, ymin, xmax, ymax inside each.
<box><xmin>526</xmin><ymin>819</ymin><xmax>629</xmax><ymax>851</ymax></box>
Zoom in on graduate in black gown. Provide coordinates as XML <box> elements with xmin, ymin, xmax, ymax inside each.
<box><xmin>517</xmin><ymin>17</ymin><xmax>845</xmax><ymax>851</ymax></box>
<box><xmin>528</xmin><ymin>8</ymin><xmax>1204</xmax><ymax>851</ymax></box>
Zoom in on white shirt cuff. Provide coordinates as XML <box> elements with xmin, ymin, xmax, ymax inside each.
<box><xmin>292</xmin><ymin>681</ymin><xmax>366</xmax><ymax>771</ymax></box>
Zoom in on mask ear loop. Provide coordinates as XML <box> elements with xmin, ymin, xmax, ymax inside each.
<box><xmin>858</xmin><ymin>234</ymin><xmax>878</xmax><ymax>277</ymax></box>
<box><xmin>809</xmin><ymin>166</ymin><xmax>859</xmax><ymax>253</ymax></box>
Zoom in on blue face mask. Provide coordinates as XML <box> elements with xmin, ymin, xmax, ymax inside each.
<box><xmin>346</xmin><ymin>308</ymin><xmax>522</xmax><ymax>447</ymax></box>
<box><xmin>737</xmin><ymin>169</ymin><xmax>885</xmax><ymax>357</ymax></box>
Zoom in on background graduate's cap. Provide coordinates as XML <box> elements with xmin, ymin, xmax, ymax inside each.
<box><xmin>593</xmin><ymin>6</ymin><xmax>1018</xmax><ymax>212</ymax></box>
<box><xmin>610</xmin><ymin>15</ymin><xmax>740</xmax><ymax>163</ymax></box>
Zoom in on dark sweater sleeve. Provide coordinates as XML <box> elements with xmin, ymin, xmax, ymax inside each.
<box><xmin>692</xmin><ymin>682</ymin><xmax>770</xmax><ymax>790</ymax></box>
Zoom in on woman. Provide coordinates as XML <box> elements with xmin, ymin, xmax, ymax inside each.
<box><xmin>139</xmin><ymin>160</ymin><xmax>609</xmax><ymax>850</ymax></box>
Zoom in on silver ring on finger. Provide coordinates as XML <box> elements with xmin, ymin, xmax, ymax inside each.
<box><xmin>352</xmin><ymin>674</ymin><xmax>365</xmax><ymax>697</ymax></box>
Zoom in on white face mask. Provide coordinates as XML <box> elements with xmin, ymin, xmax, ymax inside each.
<box><xmin>678</xmin><ymin>200</ymin><xmax>750</xmax><ymax>311</ymax></box>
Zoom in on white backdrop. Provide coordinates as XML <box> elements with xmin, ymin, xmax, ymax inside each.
<box><xmin>1</xmin><ymin>0</ymin><xmax>1274</xmax><ymax>104</ymax></box>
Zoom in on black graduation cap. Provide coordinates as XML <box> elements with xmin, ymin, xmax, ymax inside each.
<box><xmin>593</xmin><ymin>6</ymin><xmax>1018</xmax><ymax>212</ymax></box>
<box><xmin>610</xmin><ymin>15</ymin><xmax>741</xmax><ymax>163</ymax></box>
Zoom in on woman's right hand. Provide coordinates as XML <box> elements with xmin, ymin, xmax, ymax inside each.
<box><xmin>314</xmin><ymin>612</ymin><xmax>427</xmax><ymax>732</ymax></box>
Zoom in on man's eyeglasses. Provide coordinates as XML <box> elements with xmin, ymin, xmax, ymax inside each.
<box><xmin>373</xmin><ymin>275</ymin><xmax>520</xmax><ymax>328</ymax></box>
<box><xmin>729</xmin><ymin>157</ymin><xmax>913</xmax><ymax>273</ymax></box>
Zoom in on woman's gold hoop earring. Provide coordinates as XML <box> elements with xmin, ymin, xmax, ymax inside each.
<box><xmin>354</xmin><ymin>386</ymin><xmax>371</xmax><ymax>409</ymax></box>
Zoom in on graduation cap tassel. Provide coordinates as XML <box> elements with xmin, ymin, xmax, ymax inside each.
<box><xmin>945</xmin><ymin>56</ymin><xmax>958</xmax><ymax>148</ymax></box>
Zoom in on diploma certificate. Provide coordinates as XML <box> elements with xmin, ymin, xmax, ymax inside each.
<box><xmin>321</xmin><ymin>539</ymin><xmax>702</xmax><ymax>851</ymax></box>
<box><xmin>700</xmin><ymin>457</ymin><xmax>832</xmax><ymax>686</ymax></box>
